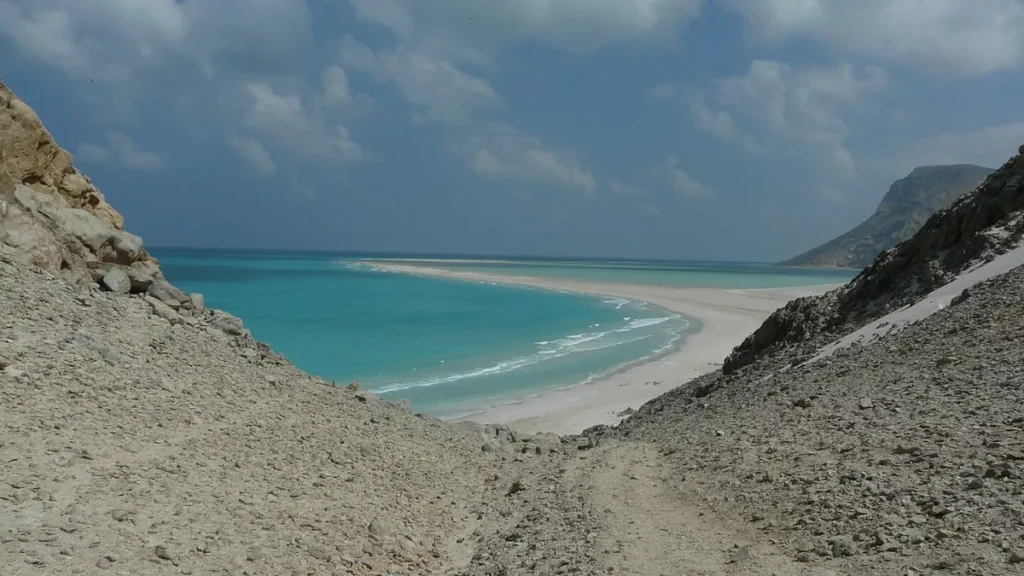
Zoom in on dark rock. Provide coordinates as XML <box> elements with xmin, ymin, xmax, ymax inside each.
<box><xmin>829</xmin><ymin>536</ymin><xmax>858</xmax><ymax>558</ymax></box>
<box><xmin>507</xmin><ymin>480</ymin><xmax>525</xmax><ymax>496</ymax></box>
<box><xmin>950</xmin><ymin>288</ymin><xmax>971</xmax><ymax>306</ymax></box>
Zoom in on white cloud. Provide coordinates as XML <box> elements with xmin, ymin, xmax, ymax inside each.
<box><xmin>343</xmin><ymin>36</ymin><xmax>594</xmax><ymax>192</ymax></box>
<box><xmin>243</xmin><ymin>82</ymin><xmax>369</xmax><ymax>164</ymax></box>
<box><xmin>319</xmin><ymin>65</ymin><xmax>377</xmax><ymax>118</ymax></box>
<box><xmin>721</xmin><ymin>0</ymin><xmax>1024</xmax><ymax>76</ymax></box>
<box><xmin>78</xmin><ymin>132</ymin><xmax>163</xmax><ymax>171</ymax></box>
<box><xmin>0</xmin><ymin>0</ymin><xmax>313</xmax><ymax>81</ymax></box>
<box><xmin>609</xmin><ymin>181</ymin><xmax>643</xmax><ymax>195</ymax></box>
<box><xmin>225</xmin><ymin>136</ymin><xmax>277</xmax><ymax>176</ymax></box>
<box><xmin>0</xmin><ymin>0</ymin><xmax>187</xmax><ymax>81</ymax></box>
<box><xmin>650</xmin><ymin>83</ymin><xmax>678</xmax><ymax>100</ymax></box>
<box><xmin>448</xmin><ymin>123</ymin><xmax>597</xmax><ymax>193</ymax></box>
<box><xmin>663</xmin><ymin>155</ymin><xmax>713</xmax><ymax>198</ymax></box>
<box><xmin>694</xmin><ymin>60</ymin><xmax>888</xmax><ymax>177</ymax></box>
<box><xmin>689</xmin><ymin>99</ymin><xmax>736</xmax><ymax>140</ymax></box>
<box><xmin>181</xmin><ymin>0</ymin><xmax>312</xmax><ymax>77</ymax></box>
<box><xmin>347</xmin><ymin>0</ymin><xmax>704</xmax><ymax>63</ymax></box>
<box><xmin>340</xmin><ymin>35</ymin><xmax>501</xmax><ymax>126</ymax></box>
<box><xmin>896</xmin><ymin>122</ymin><xmax>1024</xmax><ymax>172</ymax></box>
<box><xmin>818</xmin><ymin>184</ymin><xmax>844</xmax><ymax>203</ymax></box>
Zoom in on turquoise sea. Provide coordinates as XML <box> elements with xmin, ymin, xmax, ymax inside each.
<box><xmin>155</xmin><ymin>249</ymin><xmax>855</xmax><ymax>418</ymax></box>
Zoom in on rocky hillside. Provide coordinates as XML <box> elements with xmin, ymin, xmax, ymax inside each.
<box><xmin>726</xmin><ymin>148</ymin><xmax>1023</xmax><ymax>374</ymax></box>
<box><xmin>6</xmin><ymin>78</ymin><xmax>1024</xmax><ymax>576</ymax></box>
<box><xmin>0</xmin><ymin>79</ymin><xmax>591</xmax><ymax>576</ymax></box>
<box><xmin>606</xmin><ymin>260</ymin><xmax>1024</xmax><ymax>575</ymax></box>
<box><xmin>782</xmin><ymin>165</ymin><xmax>993</xmax><ymax>269</ymax></box>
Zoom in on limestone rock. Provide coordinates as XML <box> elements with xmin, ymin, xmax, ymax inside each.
<box><xmin>101</xmin><ymin>269</ymin><xmax>131</xmax><ymax>294</ymax></box>
<box><xmin>209</xmin><ymin>310</ymin><xmax>245</xmax><ymax>336</ymax></box>
<box><xmin>144</xmin><ymin>296</ymin><xmax>181</xmax><ymax>324</ymax></box>
<box><xmin>147</xmin><ymin>279</ymin><xmax>188</xmax><ymax>307</ymax></box>
<box><xmin>0</xmin><ymin>80</ymin><xmax>140</xmax><ymax>273</ymax></box>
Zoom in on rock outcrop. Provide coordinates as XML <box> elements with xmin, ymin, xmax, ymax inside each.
<box><xmin>0</xmin><ymin>79</ymin><xmax>262</xmax><ymax>344</ymax></box>
<box><xmin>0</xmin><ymin>79</ymin><xmax>158</xmax><ymax>289</ymax></box>
<box><xmin>781</xmin><ymin>164</ymin><xmax>993</xmax><ymax>269</ymax></box>
<box><xmin>724</xmin><ymin>146</ymin><xmax>1024</xmax><ymax>374</ymax></box>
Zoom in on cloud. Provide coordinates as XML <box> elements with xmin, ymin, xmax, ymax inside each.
<box><xmin>689</xmin><ymin>99</ymin><xmax>736</xmax><ymax>140</ymax></box>
<box><xmin>448</xmin><ymin>123</ymin><xmax>597</xmax><ymax>193</ymax></box>
<box><xmin>0</xmin><ymin>0</ymin><xmax>314</xmax><ymax>81</ymax></box>
<box><xmin>347</xmin><ymin>0</ymin><xmax>704</xmax><ymax>63</ymax></box>
<box><xmin>243</xmin><ymin>82</ymin><xmax>370</xmax><ymax>164</ymax></box>
<box><xmin>181</xmin><ymin>0</ymin><xmax>312</xmax><ymax>77</ymax></box>
<box><xmin>818</xmin><ymin>184</ymin><xmax>844</xmax><ymax>203</ymax></box>
<box><xmin>650</xmin><ymin>83</ymin><xmax>678</xmax><ymax>100</ymax></box>
<box><xmin>340</xmin><ymin>35</ymin><xmax>501</xmax><ymax>126</ymax></box>
<box><xmin>318</xmin><ymin>65</ymin><xmax>377</xmax><ymax>118</ymax></box>
<box><xmin>663</xmin><ymin>155</ymin><xmax>713</xmax><ymax>198</ymax></box>
<box><xmin>78</xmin><ymin>132</ymin><xmax>163</xmax><ymax>171</ymax></box>
<box><xmin>721</xmin><ymin>0</ymin><xmax>1024</xmax><ymax>76</ymax></box>
<box><xmin>0</xmin><ymin>0</ymin><xmax>187</xmax><ymax>81</ymax></box>
<box><xmin>225</xmin><ymin>136</ymin><xmax>277</xmax><ymax>176</ymax></box>
<box><xmin>609</xmin><ymin>181</ymin><xmax>643</xmax><ymax>195</ymax></box>
<box><xmin>693</xmin><ymin>60</ymin><xmax>888</xmax><ymax>177</ymax></box>
<box><xmin>895</xmin><ymin>122</ymin><xmax>1024</xmax><ymax>173</ymax></box>
<box><xmin>343</xmin><ymin>35</ymin><xmax>594</xmax><ymax>192</ymax></box>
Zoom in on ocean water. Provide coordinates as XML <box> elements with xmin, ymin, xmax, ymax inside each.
<box><xmin>154</xmin><ymin>249</ymin><xmax>855</xmax><ymax>418</ymax></box>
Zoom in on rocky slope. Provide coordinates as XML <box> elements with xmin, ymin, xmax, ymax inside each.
<box><xmin>726</xmin><ymin>148</ymin><xmax>1024</xmax><ymax>375</ymax></box>
<box><xmin>607</xmin><ymin>262</ymin><xmax>1024</xmax><ymax>575</ymax></box>
<box><xmin>0</xmin><ymin>251</ymin><xmax>566</xmax><ymax>576</ymax></box>
<box><xmin>5</xmin><ymin>79</ymin><xmax>1024</xmax><ymax>576</ymax></box>
<box><xmin>781</xmin><ymin>164</ymin><xmax>993</xmax><ymax>269</ymax></box>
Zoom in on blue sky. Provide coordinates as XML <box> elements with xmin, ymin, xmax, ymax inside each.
<box><xmin>2</xmin><ymin>0</ymin><xmax>1023</xmax><ymax>261</ymax></box>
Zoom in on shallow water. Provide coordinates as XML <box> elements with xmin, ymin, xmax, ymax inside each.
<box><xmin>155</xmin><ymin>249</ymin><xmax>854</xmax><ymax>416</ymax></box>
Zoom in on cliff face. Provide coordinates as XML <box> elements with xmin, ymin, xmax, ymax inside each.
<box><xmin>0</xmin><ymin>80</ymin><xmax>164</xmax><ymax>288</ymax></box>
<box><xmin>781</xmin><ymin>164</ymin><xmax>993</xmax><ymax>269</ymax></box>
<box><xmin>725</xmin><ymin>147</ymin><xmax>1024</xmax><ymax>374</ymax></box>
<box><xmin>0</xmin><ymin>80</ymin><xmax>287</xmax><ymax>358</ymax></box>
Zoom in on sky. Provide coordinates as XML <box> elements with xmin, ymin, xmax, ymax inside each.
<box><xmin>2</xmin><ymin>0</ymin><xmax>1023</xmax><ymax>262</ymax></box>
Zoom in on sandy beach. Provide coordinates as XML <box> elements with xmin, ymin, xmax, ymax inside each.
<box><xmin>367</xmin><ymin>262</ymin><xmax>841</xmax><ymax>435</ymax></box>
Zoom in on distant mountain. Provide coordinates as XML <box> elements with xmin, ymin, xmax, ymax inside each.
<box><xmin>781</xmin><ymin>164</ymin><xmax>994</xmax><ymax>269</ymax></box>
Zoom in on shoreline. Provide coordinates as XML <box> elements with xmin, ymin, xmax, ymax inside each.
<box><xmin>366</xmin><ymin>261</ymin><xmax>841</xmax><ymax>435</ymax></box>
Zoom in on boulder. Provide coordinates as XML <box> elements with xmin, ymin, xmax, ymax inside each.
<box><xmin>0</xmin><ymin>80</ymin><xmax>135</xmax><ymax>271</ymax></box>
<box><xmin>144</xmin><ymin>296</ymin><xmax>181</xmax><ymax>325</ymax></box>
<box><xmin>189</xmin><ymin>293</ymin><xmax>206</xmax><ymax>310</ymax></box>
<box><xmin>125</xmin><ymin>267</ymin><xmax>156</xmax><ymax>293</ymax></box>
<box><xmin>101</xmin><ymin>269</ymin><xmax>131</xmax><ymax>294</ymax></box>
<box><xmin>0</xmin><ymin>203</ymin><xmax>64</xmax><ymax>269</ymax></box>
<box><xmin>147</xmin><ymin>279</ymin><xmax>189</xmax><ymax>307</ymax></box>
<box><xmin>209</xmin><ymin>310</ymin><xmax>245</xmax><ymax>336</ymax></box>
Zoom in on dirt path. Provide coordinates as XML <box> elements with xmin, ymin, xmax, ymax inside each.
<box><xmin>572</xmin><ymin>440</ymin><xmax>839</xmax><ymax>576</ymax></box>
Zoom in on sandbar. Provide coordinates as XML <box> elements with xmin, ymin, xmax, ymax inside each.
<box><xmin>367</xmin><ymin>261</ymin><xmax>840</xmax><ymax>435</ymax></box>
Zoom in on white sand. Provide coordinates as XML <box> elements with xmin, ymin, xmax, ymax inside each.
<box><xmin>809</xmin><ymin>242</ymin><xmax>1024</xmax><ymax>363</ymax></box>
<box><xmin>368</xmin><ymin>262</ymin><xmax>841</xmax><ymax>435</ymax></box>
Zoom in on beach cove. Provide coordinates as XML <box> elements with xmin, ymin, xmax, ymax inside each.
<box><xmin>365</xmin><ymin>261</ymin><xmax>842</xmax><ymax>434</ymax></box>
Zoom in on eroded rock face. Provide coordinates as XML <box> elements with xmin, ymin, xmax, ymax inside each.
<box><xmin>724</xmin><ymin>145</ymin><xmax>1024</xmax><ymax>374</ymax></box>
<box><xmin>0</xmin><ymin>80</ymin><xmax>257</xmax><ymax>344</ymax></box>
<box><xmin>0</xmin><ymin>80</ymin><xmax>151</xmax><ymax>283</ymax></box>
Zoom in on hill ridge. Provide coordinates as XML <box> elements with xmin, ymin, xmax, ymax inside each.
<box><xmin>781</xmin><ymin>164</ymin><xmax>993</xmax><ymax>269</ymax></box>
